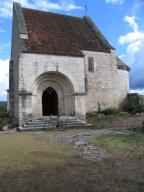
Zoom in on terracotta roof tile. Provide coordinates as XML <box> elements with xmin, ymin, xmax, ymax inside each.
<box><xmin>22</xmin><ymin>8</ymin><xmax>111</xmax><ymax>56</ymax></box>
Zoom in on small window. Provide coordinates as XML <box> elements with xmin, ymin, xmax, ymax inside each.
<box><xmin>88</xmin><ymin>57</ymin><xmax>94</xmax><ymax>72</ymax></box>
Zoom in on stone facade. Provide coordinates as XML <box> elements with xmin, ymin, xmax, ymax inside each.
<box><xmin>83</xmin><ymin>50</ymin><xmax>129</xmax><ymax>112</ymax></box>
<box><xmin>9</xmin><ymin>3</ymin><xmax>130</xmax><ymax>127</ymax></box>
<box><xmin>18</xmin><ymin>53</ymin><xmax>86</xmax><ymax>126</ymax></box>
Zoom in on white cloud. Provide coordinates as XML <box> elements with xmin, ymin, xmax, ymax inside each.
<box><xmin>0</xmin><ymin>59</ymin><xmax>9</xmax><ymax>101</ymax></box>
<box><xmin>118</xmin><ymin>15</ymin><xmax>144</xmax><ymax>90</ymax></box>
<box><xmin>124</xmin><ymin>16</ymin><xmax>138</xmax><ymax>32</ymax></box>
<box><xmin>119</xmin><ymin>31</ymin><xmax>144</xmax><ymax>45</ymax></box>
<box><xmin>105</xmin><ymin>0</ymin><xmax>124</xmax><ymax>4</ymax></box>
<box><xmin>130</xmin><ymin>89</ymin><xmax>144</xmax><ymax>96</ymax></box>
<box><xmin>118</xmin><ymin>16</ymin><xmax>144</xmax><ymax>57</ymax></box>
<box><xmin>127</xmin><ymin>40</ymin><xmax>142</xmax><ymax>55</ymax></box>
<box><xmin>119</xmin><ymin>54</ymin><xmax>124</xmax><ymax>59</ymax></box>
<box><xmin>0</xmin><ymin>0</ymin><xmax>83</xmax><ymax>18</ymax></box>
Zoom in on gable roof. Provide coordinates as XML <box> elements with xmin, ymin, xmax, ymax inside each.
<box><xmin>16</xmin><ymin>5</ymin><xmax>115</xmax><ymax>57</ymax></box>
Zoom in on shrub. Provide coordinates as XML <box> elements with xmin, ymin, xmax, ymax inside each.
<box><xmin>87</xmin><ymin>112</ymin><xmax>98</xmax><ymax>118</ymax></box>
<box><xmin>119</xmin><ymin>112</ymin><xmax>129</xmax><ymax>117</ymax></box>
<box><xmin>123</xmin><ymin>94</ymin><xmax>144</xmax><ymax>114</ymax></box>
<box><xmin>102</xmin><ymin>108</ymin><xmax>119</xmax><ymax>116</ymax></box>
<box><xmin>0</xmin><ymin>102</ymin><xmax>7</xmax><ymax>113</ymax></box>
<box><xmin>0</xmin><ymin>102</ymin><xmax>8</xmax><ymax>131</ymax></box>
<box><xmin>124</xmin><ymin>103</ymin><xmax>144</xmax><ymax>114</ymax></box>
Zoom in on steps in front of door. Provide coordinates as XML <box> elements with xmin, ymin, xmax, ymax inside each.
<box><xmin>19</xmin><ymin>116</ymin><xmax>87</xmax><ymax>131</ymax></box>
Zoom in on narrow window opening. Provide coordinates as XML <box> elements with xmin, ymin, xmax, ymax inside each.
<box><xmin>88</xmin><ymin>57</ymin><xmax>94</xmax><ymax>72</ymax></box>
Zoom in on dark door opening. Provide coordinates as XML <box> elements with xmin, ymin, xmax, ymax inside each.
<box><xmin>42</xmin><ymin>87</ymin><xmax>58</xmax><ymax>116</ymax></box>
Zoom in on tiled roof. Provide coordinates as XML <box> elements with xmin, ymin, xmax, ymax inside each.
<box><xmin>117</xmin><ymin>57</ymin><xmax>130</xmax><ymax>71</ymax></box>
<box><xmin>22</xmin><ymin>8</ymin><xmax>113</xmax><ymax>56</ymax></box>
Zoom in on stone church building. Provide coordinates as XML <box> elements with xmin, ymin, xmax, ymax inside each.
<box><xmin>9</xmin><ymin>3</ymin><xmax>130</xmax><ymax>128</ymax></box>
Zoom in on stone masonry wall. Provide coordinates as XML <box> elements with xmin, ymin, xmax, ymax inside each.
<box><xmin>83</xmin><ymin>50</ymin><xmax>129</xmax><ymax>112</ymax></box>
<box><xmin>18</xmin><ymin>53</ymin><xmax>86</xmax><ymax>126</ymax></box>
<box><xmin>9</xmin><ymin>9</ymin><xmax>22</xmax><ymax>126</ymax></box>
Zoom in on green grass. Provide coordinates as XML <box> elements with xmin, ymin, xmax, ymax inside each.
<box><xmin>0</xmin><ymin>132</ymin><xmax>77</xmax><ymax>172</ymax></box>
<box><xmin>87</xmin><ymin>115</ymin><xmax>125</xmax><ymax>129</ymax></box>
<box><xmin>89</xmin><ymin>133</ymin><xmax>144</xmax><ymax>155</ymax></box>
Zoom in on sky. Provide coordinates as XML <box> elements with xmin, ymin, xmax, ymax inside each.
<box><xmin>0</xmin><ymin>0</ymin><xmax>144</xmax><ymax>101</ymax></box>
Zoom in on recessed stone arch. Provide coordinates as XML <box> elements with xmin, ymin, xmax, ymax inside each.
<box><xmin>32</xmin><ymin>71</ymin><xmax>75</xmax><ymax>117</ymax></box>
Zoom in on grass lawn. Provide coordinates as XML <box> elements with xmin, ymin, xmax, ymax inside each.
<box><xmin>0</xmin><ymin>131</ymin><xmax>144</xmax><ymax>192</ymax></box>
<box><xmin>87</xmin><ymin>114</ymin><xmax>144</xmax><ymax>130</ymax></box>
<box><xmin>0</xmin><ymin>132</ymin><xmax>76</xmax><ymax>171</ymax></box>
<box><xmin>89</xmin><ymin>133</ymin><xmax>144</xmax><ymax>157</ymax></box>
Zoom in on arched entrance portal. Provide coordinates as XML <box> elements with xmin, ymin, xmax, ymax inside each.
<box><xmin>32</xmin><ymin>71</ymin><xmax>76</xmax><ymax>117</ymax></box>
<box><xmin>42</xmin><ymin>87</ymin><xmax>58</xmax><ymax>116</ymax></box>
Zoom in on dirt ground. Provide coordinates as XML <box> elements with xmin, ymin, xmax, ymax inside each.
<box><xmin>0</xmin><ymin>115</ymin><xmax>144</xmax><ymax>192</ymax></box>
<box><xmin>1</xmin><ymin>156</ymin><xmax>144</xmax><ymax>192</ymax></box>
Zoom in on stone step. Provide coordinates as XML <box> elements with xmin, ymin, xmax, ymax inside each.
<box><xmin>27</xmin><ymin>120</ymin><xmax>83</xmax><ymax>125</ymax></box>
<box><xmin>20</xmin><ymin>116</ymin><xmax>86</xmax><ymax>131</ymax></box>
<box><xmin>19</xmin><ymin>127</ymin><xmax>53</xmax><ymax>131</ymax></box>
<box><xmin>27</xmin><ymin>118</ymin><xmax>82</xmax><ymax>123</ymax></box>
<box><xmin>29</xmin><ymin>116</ymin><xmax>81</xmax><ymax>120</ymax></box>
<box><xmin>20</xmin><ymin>123</ymin><xmax>86</xmax><ymax>131</ymax></box>
<box><xmin>24</xmin><ymin>123</ymin><xmax>84</xmax><ymax>127</ymax></box>
<box><xmin>24</xmin><ymin>123</ymin><xmax>85</xmax><ymax>128</ymax></box>
<box><xmin>28</xmin><ymin>117</ymin><xmax>85</xmax><ymax>123</ymax></box>
<box><xmin>24</xmin><ymin>120</ymin><xmax>85</xmax><ymax>126</ymax></box>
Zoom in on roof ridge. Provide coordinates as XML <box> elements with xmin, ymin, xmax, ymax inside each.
<box><xmin>22</xmin><ymin>7</ymin><xmax>83</xmax><ymax>20</ymax></box>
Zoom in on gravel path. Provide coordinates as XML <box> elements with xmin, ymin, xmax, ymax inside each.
<box><xmin>52</xmin><ymin>128</ymin><xmax>132</xmax><ymax>161</ymax></box>
<box><xmin>5</xmin><ymin>115</ymin><xmax>142</xmax><ymax>161</ymax></box>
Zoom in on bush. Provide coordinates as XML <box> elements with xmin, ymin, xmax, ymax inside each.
<box><xmin>119</xmin><ymin>112</ymin><xmax>129</xmax><ymax>117</ymax></box>
<box><xmin>123</xmin><ymin>94</ymin><xmax>144</xmax><ymax>114</ymax></box>
<box><xmin>0</xmin><ymin>102</ymin><xmax>7</xmax><ymax>113</ymax></box>
<box><xmin>102</xmin><ymin>108</ymin><xmax>119</xmax><ymax>116</ymax></box>
<box><xmin>87</xmin><ymin>112</ymin><xmax>98</xmax><ymax>118</ymax></box>
<box><xmin>124</xmin><ymin>103</ymin><xmax>144</xmax><ymax>114</ymax></box>
<box><xmin>0</xmin><ymin>102</ymin><xmax>8</xmax><ymax>131</ymax></box>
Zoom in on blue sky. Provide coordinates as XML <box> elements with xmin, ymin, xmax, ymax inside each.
<box><xmin>0</xmin><ymin>0</ymin><xmax>144</xmax><ymax>100</ymax></box>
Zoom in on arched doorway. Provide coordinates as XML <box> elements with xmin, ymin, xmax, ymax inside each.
<box><xmin>42</xmin><ymin>87</ymin><xmax>58</xmax><ymax>116</ymax></box>
<box><xmin>32</xmin><ymin>71</ymin><xmax>75</xmax><ymax>117</ymax></box>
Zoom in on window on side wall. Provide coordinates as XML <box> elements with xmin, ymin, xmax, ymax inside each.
<box><xmin>88</xmin><ymin>57</ymin><xmax>94</xmax><ymax>72</ymax></box>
